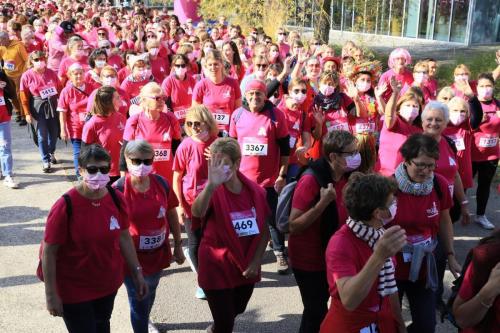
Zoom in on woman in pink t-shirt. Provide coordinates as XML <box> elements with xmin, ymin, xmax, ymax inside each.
<box><xmin>146</xmin><ymin>38</ymin><xmax>169</xmax><ymax>84</ymax></box>
<box><xmin>451</xmin><ymin>64</ymin><xmax>477</xmax><ymax>101</ymax></box>
<box><xmin>172</xmin><ymin>105</ymin><xmax>219</xmax><ymax>299</ymax></box>
<box><xmin>471</xmin><ymin>73</ymin><xmax>500</xmax><ymax>230</ymax></box>
<box><xmin>192</xmin><ymin>49</ymin><xmax>242</xmax><ymax>136</ymax></box>
<box><xmin>377</xmin><ymin>79</ymin><xmax>424</xmax><ymax>176</ymax></box>
<box><xmin>120</xmin><ymin>55</ymin><xmax>154</xmax><ymax>107</ymax></box>
<box><xmin>84</xmin><ymin>48</ymin><xmax>107</xmax><ymax>91</ymax></box>
<box><xmin>377</xmin><ymin>48</ymin><xmax>414</xmax><ymax>102</ymax></box>
<box><xmin>57</xmin><ymin>36</ymin><xmax>90</xmax><ymax>87</ymax></box>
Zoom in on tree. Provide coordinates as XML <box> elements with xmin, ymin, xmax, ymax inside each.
<box><xmin>314</xmin><ymin>0</ymin><xmax>332</xmax><ymax>44</ymax></box>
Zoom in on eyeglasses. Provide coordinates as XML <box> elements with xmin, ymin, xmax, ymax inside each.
<box><xmin>186</xmin><ymin>121</ymin><xmax>202</xmax><ymax>127</ymax></box>
<box><xmin>335</xmin><ymin>149</ymin><xmax>359</xmax><ymax>157</ymax></box>
<box><xmin>312</xmin><ymin>42</ymin><xmax>321</xmax><ymax>46</ymax></box>
<box><xmin>292</xmin><ymin>89</ymin><xmax>307</xmax><ymax>94</ymax></box>
<box><xmin>174</xmin><ymin>63</ymin><xmax>187</xmax><ymax>68</ymax></box>
<box><xmin>308</xmin><ymin>63</ymin><xmax>321</xmax><ymax>68</ymax></box>
<box><xmin>85</xmin><ymin>165</ymin><xmax>111</xmax><ymax>174</ymax></box>
<box><xmin>101</xmin><ymin>46</ymin><xmax>111</xmax><ymax>49</ymax></box>
<box><xmin>97</xmin><ymin>33</ymin><xmax>106</xmax><ymax>36</ymax></box>
<box><xmin>130</xmin><ymin>158</ymin><xmax>154</xmax><ymax>166</ymax></box>
<box><xmin>255</xmin><ymin>64</ymin><xmax>268</xmax><ymax>69</ymax></box>
<box><xmin>147</xmin><ymin>96</ymin><xmax>165</xmax><ymax>101</ymax></box>
<box><xmin>147</xmin><ymin>35</ymin><xmax>155</xmax><ymax>38</ymax></box>
<box><xmin>32</xmin><ymin>58</ymin><xmax>45</xmax><ymax>62</ymax></box>
<box><xmin>278</xmin><ymin>32</ymin><xmax>286</xmax><ymax>35</ymax></box>
<box><xmin>410</xmin><ymin>160</ymin><xmax>436</xmax><ymax>170</ymax></box>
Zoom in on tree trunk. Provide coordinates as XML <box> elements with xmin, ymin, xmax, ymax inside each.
<box><xmin>315</xmin><ymin>0</ymin><xmax>332</xmax><ymax>44</ymax></box>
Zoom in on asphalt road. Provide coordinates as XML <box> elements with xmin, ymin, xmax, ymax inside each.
<box><xmin>0</xmin><ymin>118</ymin><xmax>498</xmax><ymax>333</ymax></box>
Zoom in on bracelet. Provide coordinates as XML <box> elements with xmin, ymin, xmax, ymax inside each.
<box><xmin>461</xmin><ymin>200</ymin><xmax>469</xmax><ymax>205</ymax></box>
<box><xmin>479</xmin><ymin>296</ymin><xmax>493</xmax><ymax>308</ymax></box>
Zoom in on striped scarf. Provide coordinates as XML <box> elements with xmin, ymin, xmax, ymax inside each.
<box><xmin>346</xmin><ymin>217</ymin><xmax>398</xmax><ymax>297</ymax></box>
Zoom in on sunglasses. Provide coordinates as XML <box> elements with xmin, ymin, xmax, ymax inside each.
<box><xmin>186</xmin><ymin>121</ymin><xmax>202</xmax><ymax>127</ymax></box>
<box><xmin>101</xmin><ymin>46</ymin><xmax>111</xmax><ymax>49</ymax></box>
<box><xmin>293</xmin><ymin>89</ymin><xmax>307</xmax><ymax>94</ymax></box>
<box><xmin>130</xmin><ymin>158</ymin><xmax>154</xmax><ymax>166</ymax></box>
<box><xmin>86</xmin><ymin>165</ymin><xmax>110</xmax><ymax>174</ymax></box>
<box><xmin>32</xmin><ymin>58</ymin><xmax>45</xmax><ymax>62</ymax></box>
<box><xmin>255</xmin><ymin>64</ymin><xmax>268</xmax><ymax>69</ymax></box>
<box><xmin>97</xmin><ymin>33</ymin><xmax>106</xmax><ymax>36</ymax></box>
<box><xmin>147</xmin><ymin>35</ymin><xmax>155</xmax><ymax>38</ymax></box>
<box><xmin>313</xmin><ymin>42</ymin><xmax>321</xmax><ymax>46</ymax></box>
<box><xmin>278</xmin><ymin>32</ymin><xmax>286</xmax><ymax>35</ymax></box>
<box><xmin>174</xmin><ymin>64</ymin><xmax>187</xmax><ymax>68</ymax></box>
<box><xmin>147</xmin><ymin>96</ymin><xmax>165</xmax><ymax>101</ymax></box>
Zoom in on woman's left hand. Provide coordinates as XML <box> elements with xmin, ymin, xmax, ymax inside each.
<box><xmin>133</xmin><ymin>273</ymin><xmax>149</xmax><ymax>301</ymax></box>
<box><xmin>242</xmin><ymin>261</ymin><xmax>260</xmax><ymax>279</ymax></box>
<box><xmin>448</xmin><ymin>255</ymin><xmax>462</xmax><ymax>279</ymax></box>
<box><xmin>173</xmin><ymin>244</ymin><xmax>185</xmax><ymax>265</ymax></box>
<box><xmin>274</xmin><ymin>176</ymin><xmax>286</xmax><ymax>194</ymax></box>
<box><xmin>460</xmin><ymin>205</ymin><xmax>471</xmax><ymax>225</ymax></box>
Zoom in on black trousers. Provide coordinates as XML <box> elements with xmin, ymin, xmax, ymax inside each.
<box><xmin>62</xmin><ymin>292</ymin><xmax>117</xmax><ymax>333</ymax></box>
<box><xmin>293</xmin><ymin>268</ymin><xmax>330</xmax><ymax>333</ymax></box>
<box><xmin>472</xmin><ymin>159</ymin><xmax>498</xmax><ymax>215</ymax></box>
<box><xmin>397</xmin><ymin>280</ymin><xmax>436</xmax><ymax>333</ymax></box>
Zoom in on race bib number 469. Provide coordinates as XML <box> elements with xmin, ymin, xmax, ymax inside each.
<box><xmin>230</xmin><ymin>209</ymin><xmax>259</xmax><ymax>237</ymax></box>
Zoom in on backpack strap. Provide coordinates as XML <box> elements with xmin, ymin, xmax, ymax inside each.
<box><xmin>433</xmin><ymin>176</ymin><xmax>443</xmax><ymax>200</ymax></box>
<box><xmin>233</xmin><ymin>107</ymin><xmax>245</xmax><ymax>125</ymax></box>
<box><xmin>106</xmin><ymin>185</ymin><xmax>121</xmax><ymax>211</ymax></box>
<box><xmin>113</xmin><ymin>176</ymin><xmax>126</xmax><ymax>193</ymax></box>
<box><xmin>62</xmin><ymin>194</ymin><xmax>72</xmax><ymax>219</ymax></box>
<box><xmin>443</xmin><ymin>135</ymin><xmax>458</xmax><ymax>156</ymax></box>
<box><xmin>154</xmin><ymin>174</ymin><xmax>170</xmax><ymax>195</ymax></box>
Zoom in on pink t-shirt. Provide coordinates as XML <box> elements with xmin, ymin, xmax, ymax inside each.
<box><xmin>378</xmin><ymin>68</ymin><xmax>414</xmax><ymax>102</ymax></box>
<box><xmin>471</xmin><ymin>100</ymin><xmax>500</xmax><ymax>162</ymax></box>
<box><xmin>425</xmin><ymin>78</ymin><xmax>438</xmax><ymax>100</ymax></box>
<box><xmin>161</xmin><ymin>74</ymin><xmax>196</xmax><ymax>125</ymax></box>
<box><xmin>82</xmin><ymin>112</ymin><xmax>126</xmax><ymax>177</ymax></box>
<box><xmin>229</xmin><ymin>106</ymin><xmax>289</xmax><ymax>188</ymax></box>
<box><xmin>276</xmin><ymin>100</ymin><xmax>311</xmax><ymax>165</ymax></box>
<box><xmin>120</xmin><ymin>77</ymin><xmax>150</xmax><ymax>106</ymax></box>
<box><xmin>150</xmin><ymin>56</ymin><xmax>170</xmax><ymax>84</ymax></box>
<box><xmin>107</xmin><ymin>54</ymin><xmax>123</xmax><ymax>72</ymax></box>
<box><xmin>58</xmin><ymin>56</ymin><xmax>90</xmax><ymax>81</ymax></box>
<box><xmin>117</xmin><ymin>67</ymin><xmax>131</xmax><ymax>84</ymax></box>
<box><xmin>123</xmin><ymin>111</ymin><xmax>182</xmax><ymax>184</ymax></box>
<box><xmin>444</xmin><ymin>122</ymin><xmax>473</xmax><ymax>189</ymax></box>
<box><xmin>19</xmin><ymin>68</ymin><xmax>60</xmax><ymax>97</ymax></box>
<box><xmin>57</xmin><ymin>84</ymin><xmax>94</xmax><ymax>140</ymax></box>
<box><xmin>278</xmin><ymin>42</ymin><xmax>290</xmax><ymax>60</ymax></box>
<box><xmin>172</xmin><ymin>136</ymin><xmax>216</xmax><ymax>218</ymax></box>
<box><xmin>192</xmin><ymin>77</ymin><xmax>241</xmax><ymax>132</ymax></box>
<box><xmin>86</xmin><ymin>87</ymin><xmax>130</xmax><ymax>118</ymax></box>
<box><xmin>377</xmin><ymin>116</ymin><xmax>422</xmax><ymax>176</ymax></box>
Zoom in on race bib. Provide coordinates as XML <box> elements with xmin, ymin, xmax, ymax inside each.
<box><xmin>4</xmin><ymin>62</ymin><xmax>15</xmax><ymax>71</ymax></box>
<box><xmin>139</xmin><ymin>231</ymin><xmax>166</xmax><ymax>250</ymax></box>
<box><xmin>289</xmin><ymin>136</ymin><xmax>297</xmax><ymax>149</ymax></box>
<box><xmin>355</xmin><ymin>122</ymin><xmax>375</xmax><ymax>134</ymax></box>
<box><xmin>403</xmin><ymin>236</ymin><xmax>432</xmax><ymax>263</ymax></box>
<box><xmin>230</xmin><ymin>209</ymin><xmax>259</xmax><ymax>237</ymax></box>
<box><xmin>478</xmin><ymin>136</ymin><xmax>498</xmax><ymax>148</ymax></box>
<box><xmin>130</xmin><ymin>96</ymin><xmax>141</xmax><ymax>105</ymax></box>
<box><xmin>154</xmin><ymin>148</ymin><xmax>171</xmax><ymax>161</ymax></box>
<box><xmin>78</xmin><ymin>112</ymin><xmax>87</xmax><ymax>122</ymax></box>
<box><xmin>173</xmin><ymin>107</ymin><xmax>187</xmax><ymax>120</ymax></box>
<box><xmin>214</xmin><ymin>112</ymin><xmax>230</xmax><ymax>125</ymax></box>
<box><xmin>242</xmin><ymin>137</ymin><xmax>268</xmax><ymax>156</ymax></box>
<box><xmin>0</xmin><ymin>96</ymin><xmax>5</xmax><ymax>106</ymax></box>
<box><xmin>359</xmin><ymin>323</ymin><xmax>379</xmax><ymax>333</ymax></box>
<box><xmin>326</xmin><ymin>121</ymin><xmax>349</xmax><ymax>132</ymax></box>
<box><xmin>39</xmin><ymin>86</ymin><xmax>57</xmax><ymax>99</ymax></box>
<box><xmin>452</xmin><ymin>137</ymin><xmax>465</xmax><ymax>151</ymax></box>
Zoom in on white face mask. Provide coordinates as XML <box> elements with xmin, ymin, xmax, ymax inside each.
<box><xmin>477</xmin><ymin>87</ymin><xmax>494</xmax><ymax>100</ymax></box>
<box><xmin>33</xmin><ymin>61</ymin><xmax>46</xmax><ymax>70</ymax></box>
<box><xmin>128</xmin><ymin>163</ymin><xmax>153</xmax><ymax>177</ymax></box>
<box><xmin>382</xmin><ymin>201</ymin><xmax>397</xmax><ymax>225</ymax></box>
<box><xmin>149</xmin><ymin>48</ymin><xmax>159</xmax><ymax>57</ymax></box>
<box><xmin>102</xmin><ymin>76</ymin><xmax>117</xmax><ymax>86</ymax></box>
<box><xmin>449</xmin><ymin>112</ymin><xmax>466</xmax><ymax>126</ymax></box>
<box><xmin>192</xmin><ymin>130</ymin><xmax>210</xmax><ymax>142</ymax></box>
<box><xmin>277</xmin><ymin>34</ymin><xmax>285</xmax><ymax>43</ymax></box>
<box><xmin>95</xmin><ymin>60</ymin><xmax>106</xmax><ymax>68</ymax></box>
<box><xmin>291</xmin><ymin>92</ymin><xmax>306</xmax><ymax>104</ymax></box>
<box><xmin>203</xmin><ymin>47</ymin><xmax>213</xmax><ymax>54</ymax></box>
<box><xmin>319</xmin><ymin>84</ymin><xmax>335</xmax><ymax>96</ymax></box>
<box><xmin>399</xmin><ymin>105</ymin><xmax>419</xmax><ymax>123</ymax></box>
<box><xmin>345</xmin><ymin>153</ymin><xmax>361</xmax><ymax>171</ymax></box>
<box><xmin>454</xmin><ymin>74</ymin><xmax>469</xmax><ymax>82</ymax></box>
<box><xmin>356</xmin><ymin>81</ymin><xmax>371</xmax><ymax>93</ymax></box>
<box><xmin>222</xmin><ymin>164</ymin><xmax>233</xmax><ymax>182</ymax></box>
<box><xmin>414</xmin><ymin>72</ymin><xmax>428</xmax><ymax>84</ymax></box>
<box><xmin>255</xmin><ymin>70</ymin><xmax>266</xmax><ymax>80</ymax></box>
<box><xmin>175</xmin><ymin>66</ymin><xmax>187</xmax><ymax>77</ymax></box>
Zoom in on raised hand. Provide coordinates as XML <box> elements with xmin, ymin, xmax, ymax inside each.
<box><xmin>389</xmin><ymin>76</ymin><xmax>402</xmax><ymax>93</ymax></box>
<box><xmin>207</xmin><ymin>153</ymin><xmax>230</xmax><ymax>187</ymax></box>
<box><xmin>345</xmin><ymin>80</ymin><xmax>359</xmax><ymax>99</ymax></box>
<box><xmin>375</xmin><ymin>82</ymin><xmax>388</xmax><ymax>98</ymax></box>
<box><xmin>374</xmin><ymin>225</ymin><xmax>406</xmax><ymax>260</ymax></box>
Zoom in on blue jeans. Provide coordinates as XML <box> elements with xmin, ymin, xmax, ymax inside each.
<box><xmin>265</xmin><ymin>187</ymin><xmax>285</xmax><ymax>253</ymax></box>
<box><xmin>0</xmin><ymin>121</ymin><xmax>13</xmax><ymax>176</ymax></box>
<box><xmin>36</xmin><ymin>116</ymin><xmax>58</xmax><ymax>163</ymax></box>
<box><xmin>124</xmin><ymin>272</ymin><xmax>161</xmax><ymax>333</ymax></box>
<box><xmin>71</xmin><ymin>138</ymin><xmax>82</xmax><ymax>176</ymax></box>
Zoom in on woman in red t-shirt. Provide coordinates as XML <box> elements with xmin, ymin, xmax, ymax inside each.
<box><xmin>41</xmin><ymin>144</ymin><xmax>146</xmax><ymax>331</ymax></box>
<box><xmin>471</xmin><ymin>73</ymin><xmax>499</xmax><ymax>230</ymax></box>
<box><xmin>321</xmin><ymin>173</ymin><xmax>406</xmax><ymax>333</ymax></box>
<box><xmin>389</xmin><ymin>134</ymin><xmax>461</xmax><ymax>333</ymax></box>
<box><xmin>172</xmin><ymin>106</ymin><xmax>219</xmax><ymax>299</ymax></box>
<box><xmin>191</xmin><ymin>138</ymin><xmax>270</xmax><ymax>333</ymax></box>
<box><xmin>115</xmin><ymin>139</ymin><xmax>184</xmax><ymax>333</ymax></box>
<box><xmin>453</xmin><ymin>230</ymin><xmax>500</xmax><ymax>333</ymax></box>
<box><xmin>192</xmin><ymin>49</ymin><xmax>242</xmax><ymax>136</ymax></box>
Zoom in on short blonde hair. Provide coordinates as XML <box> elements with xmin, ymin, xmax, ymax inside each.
<box><xmin>437</xmin><ymin>86</ymin><xmax>455</xmax><ymax>103</ymax></box>
<box><xmin>447</xmin><ymin>96</ymin><xmax>469</xmax><ymax>116</ymax></box>
<box><xmin>185</xmin><ymin>105</ymin><xmax>219</xmax><ymax>138</ymax></box>
<box><xmin>210</xmin><ymin>138</ymin><xmax>241</xmax><ymax>164</ymax></box>
<box><xmin>413</xmin><ymin>61</ymin><xmax>429</xmax><ymax>73</ymax></box>
<box><xmin>454</xmin><ymin>64</ymin><xmax>471</xmax><ymax>76</ymax></box>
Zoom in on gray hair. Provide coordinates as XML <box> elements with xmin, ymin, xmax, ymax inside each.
<box><xmin>124</xmin><ymin>140</ymin><xmax>154</xmax><ymax>158</ymax></box>
<box><xmin>422</xmin><ymin>100</ymin><xmax>449</xmax><ymax>123</ymax></box>
<box><xmin>67</xmin><ymin>36</ymin><xmax>83</xmax><ymax>51</ymax></box>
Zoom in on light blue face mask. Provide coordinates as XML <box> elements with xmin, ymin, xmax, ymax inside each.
<box><xmin>345</xmin><ymin>153</ymin><xmax>361</xmax><ymax>171</ymax></box>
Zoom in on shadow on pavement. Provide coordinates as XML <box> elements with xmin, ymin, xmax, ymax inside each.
<box><xmin>0</xmin><ymin>221</ymin><xmax>44</xmax><ymax>246</ymax></box>
<box><xmin>0</xmin><ymin>274</ymin><xmax>40</xmax><ymax>288</ymax></box>
<box><xmin>0</xmin><ymin>206</ymin><xmax>48</xmax><ymax>224</ymax></box>
<box><xmin>156</xmin><ymin>320</ymin><xmax>212</xmax><ymax>332</ymax></box>
<box><xmin>235</xmin><ymin>309</ymin><xmax>302</xmax><ymax>333</ymax></box>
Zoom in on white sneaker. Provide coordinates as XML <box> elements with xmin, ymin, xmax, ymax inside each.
<box><xmin>148</xmin><ymin>320</ymin><xmax>160</xmax><ymax>333</ymax></box>
<box><xmin>3</xmin><ymin>176</ymin><xmax>19</xmax><ymax>189</ymax></box>
<box><xmin>183</xmin><ymin>247</ymin><xmax>197</xmax><ymax>273</ymax></box>
<box><xmin>475</xmin><ymin>215</ymin><xmax>495</xmax><ymax>230</ymax></box>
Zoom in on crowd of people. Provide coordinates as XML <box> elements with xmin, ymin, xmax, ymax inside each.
<box><xmin>0</xmin><ymin>1</ymin><xmax>498</xmax><ymax>333</ymax></box>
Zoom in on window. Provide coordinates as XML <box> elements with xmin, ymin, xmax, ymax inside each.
<box><xmin>471</xmin><ymin>0</ymin><xmax>500</xmax><ymax>44</ymax></box>
<box><xmin>433</xmin><ymin>0</ymin><xmax>451</xmax><ymax>41</ymax></box>
<box><xmin>390</xmin><ymin>0</ymin><xmax>405</xmax><ymax>37</ymax></box>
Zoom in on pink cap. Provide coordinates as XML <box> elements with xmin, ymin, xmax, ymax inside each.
<box><xmin>245</xmin><ymin>79</ymin><xmax>266</xmax><ymax>94</ymax></box>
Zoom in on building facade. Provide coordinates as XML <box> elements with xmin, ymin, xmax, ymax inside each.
<box><xmin>291</xmin><ymin>0</ymin><xmax>500</xmax><ymax>45</ymax></box>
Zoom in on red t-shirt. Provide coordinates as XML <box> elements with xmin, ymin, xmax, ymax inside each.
<box><xmin>120</xmin><ymin>77</ymin><xmax>150</xmax><ymax>106</ymax></box>
<box><xmin>43</xmin><ymin>188</ymin><xmax>129</xmax><ymax>304</ymax></box>
<box><xmin>57</xmin><ymin>84</ymin><xmax>94</xmax><ymax>139</ymax></box>
<box><xmin>377</xmin><ymin>116</ymin><xmax>422</xmax><ymax>176</ymax></box>
<box><xmin>389</xmin><ymin>174</ymin><xmax>453</xmax><ymax>281</ymax></box>
<box><xmin>83</xmin><ymin>71</ymin><xmax>102</xmax><ymax>92</ymax></box>
<box><xmin>117</xmin><ymin>67</ymin><xmax>131</xmax><ymax>84</ymax></box>
<box><xmin>119</xmin><ymin>174</ymin><xmax>179</xmax><ymax>276</ymax></box>
<box><xmin>471</xmin><ymin>100</ymin><xmax>500</xmax><ymax>162</ymax></box>
<box><xmin>82</xmin><ymin>112</ymin><xmax>126</xmax><ymax>177</ymax></box>
<box><xmin>150</xmin><ymin>56</ymin><xmax>170</xmax><ymax>84</ymax></box>
<box><xmin>326</xmin><ymin>225</ymin><xmax>387</xmax><ymax>312</ymax></box>
<box><xmin>198</xmin><ymin>184</ymin><xmax>267</xmax><ymax>290</ymax></box>
<box><xmin>123</xmin><ymin>112</ymin><xmax>182</xmax><ymax>184</ymax></box>
<box><xmin>434</xmin><ymin>137</ymin><xmax>459</xmax><ymax>190</ymax></box>
<box><xmin>108</xmin><ymin>54</ymin><xmax>124</xmax><ymax>72</ymax></box>
<box><xmin>172</xmin><ymin>136</ymin><xmax>215</xmax><ymax>218</ymax></box>
<box><xmin>277</xmin><ymin>100</ymin><xmax>311</xmax><ymax>165</ymax></box>
<box><xmin>20</xmin><ymin>68</ymin><xmax>60</xmax><ymax>98</ymax></box>
<box><xmin>0</xmin><ymin>90</ymin><xmax>11</xmax><ymax>123</ymax></box>
<box><xmin>161</xmin><ymin>74</ymin><xmax>196</xmax><ymax>124</ymax></box>
<box><xmin>229</xmin><ymin>107</ymin><xmax>290</xmax><ymax>188</ymax></box>
<box><xmin>444</xmin><ymin>123</ymin><xmax>474</xmax><ymax>189</ymax></box>
<box><xmin>458</xmin><ymin>263</ymin><xmax>500</xmax><ymax>333</ymax></box>
<box><xmin>192</xmin><ymin>77</ymin><xmax>241</xmax><ymax>132</ymax></box>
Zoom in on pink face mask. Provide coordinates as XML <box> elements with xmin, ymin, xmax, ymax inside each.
<box><xmin>477</xmin><ymin>87</ymin><xmax>494</xmax><ymax>100</ymax></box>
<box><xmin>128</xmin><ymin>163</ymin><xmax>153</xmax><ymax>177</ymax></box>
<box><xmin>84</xmin><ymin>172</ymin><xmax>110</xmax><ymax>191</ymax></box>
